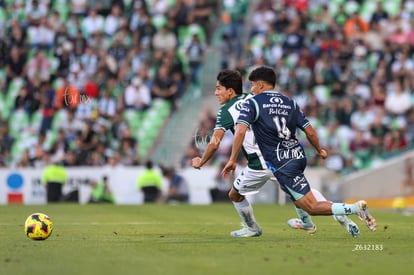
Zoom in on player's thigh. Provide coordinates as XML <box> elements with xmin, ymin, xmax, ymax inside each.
<box><xmin>233</xmin><ymin>167</ymin><xmax>272</xmax><ymax>195</ymax></box>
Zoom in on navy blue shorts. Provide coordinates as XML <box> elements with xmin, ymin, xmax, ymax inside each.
<box><xmin>266</xmin><ymin>158</ymin><xmax>310</xmax><ymax>201</ymax></box>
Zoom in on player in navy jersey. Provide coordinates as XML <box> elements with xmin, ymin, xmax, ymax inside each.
<box><xmin>193</xmin><ymin>69</ymin><xmax>361</xmax><ymax>237</ymax></box>
<box><xmin>222</xmin><ymin>66</ymin><xmax>377</xmax><ymax>233</ymax></box>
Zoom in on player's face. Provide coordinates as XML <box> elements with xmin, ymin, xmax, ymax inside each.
<box><xmin>215</xmin><ymin>81</ymin><xmax>233</xmax><ymax>104</ymax></box>
<box><xmin>250</xmin><ymin>81</ymin><xmax>263</xmax><ymax>95</ymax></box>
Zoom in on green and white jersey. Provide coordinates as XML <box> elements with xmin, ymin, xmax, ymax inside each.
<box><xmin>214</xmin><ymin>94</ymin><xmax>267</xmax><ymax>170</ymax></box>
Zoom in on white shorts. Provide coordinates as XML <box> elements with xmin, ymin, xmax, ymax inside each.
<box><xmin>233</xmin><ymin>167</ymin><xmax>278</xmax><ymax>195</ymax></box>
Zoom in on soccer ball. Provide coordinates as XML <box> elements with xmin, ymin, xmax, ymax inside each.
<box><xmin>24</xmin><ymin>213</ymin><xmax>53</xmax><ymax>240</ymax></box>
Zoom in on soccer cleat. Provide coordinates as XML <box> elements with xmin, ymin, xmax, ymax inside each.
<box><xmin>333</xmin><ymin>215</ymin><xmax>360</xmax><ymax>238</ymax></box>
<box><xmin>355</xmin><ymin>200</ymin><xmax>377</xmax><ymax>231</ymax></box>
<box><xmin>287</xmin><ymin>218</ymin><xmax>317</xmax><ymax>234</ymax></box>
<box><xmin>231</xmin><ymin>224</ymin><xmax>262</xmax><ymax>237</ymax></box>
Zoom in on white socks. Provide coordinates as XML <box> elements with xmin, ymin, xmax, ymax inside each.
<box><xmin>232</xmin><ymin>199</ymin><xmax>258</xmax><ymax>229</ymax></box>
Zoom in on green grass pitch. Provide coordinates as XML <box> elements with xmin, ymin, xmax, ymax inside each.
<box><xmin>1</xmin><ymin>203</ymin><xmax>413</xmax><ymax>275</ymax></box>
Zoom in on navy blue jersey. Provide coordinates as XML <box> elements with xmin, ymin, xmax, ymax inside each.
<box><xmin>237</xmin><ymin>91</ymin><xmax>310</xmax><ymax>175</ymax></box>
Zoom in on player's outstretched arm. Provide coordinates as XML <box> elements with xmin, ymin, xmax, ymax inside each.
<box><xmin>303</xmin><ymin>125</ymin><xmax>327</xmax><ymax>159</ymax></box>
<box><xmin>192</xmin><ymin>129</ymin><xmax>225</xmax><ymax>169</ymax></box>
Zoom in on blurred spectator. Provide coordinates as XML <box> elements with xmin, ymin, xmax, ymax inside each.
<box><xmin>87</xmin><ymin>150</ymin><xmax>106</xmax><ymax>166</ymax></box>
<box><xmin>5</xmin><ymin>45</ymin><xmax>26</xmax><ymax>91</ymax></box>
<box><xmin>38</xmin><ymin>81</ymin><xmax>55</xmax><ymax>136</ymax></box>
<box><xmin>350</xmin><ymin>101</ymin><xmax>375</xmax><ymax>132</ymax></box>
<box><xmin>369</xmin><ymin>114</ymin><xmax>390</xmax><ymax>156</ymax></box>
<box><xmin>161</xmin><ymin>166</ymin><xmax>189</xmax><ymax>203</ymax></box>
<box><xmin>62</xmin><ymin>150</ymin><xmax>79</xmax><ymax>167</ymax></box>
<box><xmin>152</xmin><ymin>64</ymin><xmax>178</xmax><ymax>109</ymax></box>
<box><xmin>0</xmin><ymin>125</ymin><xmax>14</xmax><ymax>163</ymax></box>
<box><xmin>137</xmin><ymin>160</ymin><xmax>163</xmax><ymax>203</ymax></box>
<box><xmin>71</xmin><ymin>29</ymin><xmax>88</xmax><ymax>57</ymax></box>
<box><xmin>152</xmin><ymin>24</ymin><xmax>177</xmax><ymax>52</ymax></box>
<box><xmin>110</xmin><ymin>112</ymin><xmax>128</xmax><ymax>141</ymax></box>
<box><xmin>88</xmin><ymin>31</ymin><xmax>111</xmax><ymax>52</ymax></box>
<box><xmin>104</xmin><ymin>4</ymin><xmax>124</xmax><ymax>37</ymax></box>
<box><xmin>219</xmin><ymin>33</ymin><xmax>232</xmax><ymax>69</ymax></box>
<box><xmin>370</xmin><ymin>1</ymin><xmax>389</xmax><ymax>26</ymax></box>
<box><xmin>94</xmin><ymin>121</ymin><xmax>110</xmax><ymax>147</ymax></box>
<box><xmin>50</xmin><ymin>129</ymin><xmax>70</xmax><ymax>163</ymax></box>
<box><xmin>60</xmin><ymin>109</ymin><xmax>84</xmax><ymax>142</ymax></box>
<box><xmin>70</xmin><ymin>0</ymin><xmax>88</xmax><ymax>17</ymax></box>
<box><xmin>119</xmin><ymin>136</ymin><xmax>139</xmax><ymax>166</ymax></box>
<box><xmin>25</xmin><ymin>0</ymin><xmax>47</xmax><ymax>27</ymax></box>
<box><xmin>148</xmin><ymin>0</ymin><xmax>169</xmax><ymax>16</ymax></box>
<box><xmin>250</xmin><ymin>1</ymin><xmax>275</xmax><ymax>38</ymax></box>
<box><xmin>343</xmin><ymin>12</ymin><xmax>369</xmax><ymax>41</ymax></box>
<box><xmin>191</xmin><ymin>0</ymin><xmax>216</xmax><ymax>42</ymax></box>
<box><xmin>14</xmin><ymin>86</ymin><xmax>33</xmax><ymax>113</ymax></box>
<box><xmin>384</xmin><ymin>81</ymin><xmax>412</xmax><ymax>116</ymax></box>
<box><xmin>27</xmin><ymin>50</ymin><xmax>51</xmax><ymax>82</ymax></box>
<box><xmin>7</xmin><ymin>22</ymin><xmax>27</xmax><ymax>52</ymax></box>
<box><xmin>384</xmin><ymin>128</ymin><xmax>408</xmax><ymax>153</ymax></box>
<box><xmin>168</xmin><ymin>0</ymin><xmax>191</xmax><ymax>31</ymax></box>
<box><xmin>130</xmin><ymin>6</ymin><xmax>148</xmax><ymax>32</ymax></box>
<box><xmin>124</xmin><ymin>77</ymin><xmax>151</xmax><ymax>111</ymax></box>
<box><xmin>89</xmin><ymin>0</ymin><xmax>112</xmax><ymax>16</ymax></box>
<box><xmin>98</xmin><ymin>89</ymin><xmax>117</xmax><ymax>120</ymax></box>
<box><xmin>55</xmin><ymin>41</ymin><xmax>73</xmax><ymax>78</ymax></box>
<box><xmin>135</xmin><ymin>14</ymin><xmax>156</xmax><ymax>49</ymax></box>
<box><xmin>47</xmin><ymin>10</ymin><xmax>64</xmax><ymax>33</ymax></box>
<box><xmin>106</xmin><ymin>150</ymin><xmax>124</xmax><ymax>168</ymax></box>
<box><xmin>89</xmin><ymin>176</ymin><xmax>115</xmax><ymax>203</ymax></box>
<box><xmin>186</xmin><ymin>34</ymin><xmax>206</xmax><ymax>84</ymax></box>
<box><xmin>27</xmin><ymin>17</ymin><xmax>54</xmax><ymax>50</ymax></box>
<box><xmin>364</xmin><ymin>21</ymin><xmax>385</xmax><ymax>51</ymax></box>
<box><xmin>79</xmin><ymin>120</ymin><xmax>98</xmax><ymax>153</ymax></box>
<box><xmin>67</xmin><ymin>62</ymin><xmax>88</xmax><ymax>90</ymax></box>
<box><xmin>41</xmin><ymin>154</ymin><xmax>68</xmax><ymax>203</ymax></box>
<box><xmin>108</xmin><ymin>36</ymin><xmax>128</xmax><ymax>67</ymax></box>
<box><xmin>82</xmin><ymin>8</ymin><xmax>105</xmax><ymax>37</ymax></box>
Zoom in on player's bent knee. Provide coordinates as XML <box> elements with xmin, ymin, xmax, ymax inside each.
<box><xmin>228</xmin><ymin>188</ymin><xmax>244</xmax><ymax>202</ymax></box>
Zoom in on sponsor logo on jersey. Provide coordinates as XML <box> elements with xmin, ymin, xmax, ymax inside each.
<box><xmin>235</xmin><ymin>100</ymin><xmax>244</xmax><ymax>111</ymax></box>
<box><xmin>292</xmin><ymin>175</ymin><xmax>307</xmax><ymax>190</ymax></box>
<box><xmin>281</xmin><ymin>140</ymin><xmax>299</xmax><ymax>149</ymax></box>
<box><xmin>269</xmin><ymin>97</ymin><xmax>283</xmax><ymax>104</ymax></box>
<box><xmin>263</xmin><ymin>103</ymin><xmax>292</xmax><ymax>109</ymax></box>
<box><xmin>275</xmin><ymin>143</ymin><xmax>305</xmax><ymax>162</ymax></box>
<box><xmin>269</xmin><ymin>108</ymin><xmax>288</xmax><ymax>115</ymax></box>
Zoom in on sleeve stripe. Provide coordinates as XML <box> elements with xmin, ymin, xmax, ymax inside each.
<box><xmin>236</xmin><ymin>119</ymin><xmax>250</xmax><ymax>126</ymax></box>
<box><xmin>302</xmin><ymin>122</ymin><xmax>310</xmax><ymax>128</ymax></box>
<box><xmin>214</xmin><ymin>126</ymin><xmax>226</xmax><ymax>131</ymax></box>
<box><xmin>251</xmin><ymin>98</ymin><xmax>260</xmax><ymax>122</ymax></box>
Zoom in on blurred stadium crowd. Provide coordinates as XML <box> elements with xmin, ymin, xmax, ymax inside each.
<box><xmin>2</xmin><ymin>0</ymin><xmax>414</xmax><ymax>177</ymax></box>
<box><xmin>184</xmin><ymin>0</ymin><xmax>414</xmax><ymax>176</ymax></box>
<box><xmin>0</xmin><ymin>0</ymin><xmax>218</xmax><ymax>167</ymax></box>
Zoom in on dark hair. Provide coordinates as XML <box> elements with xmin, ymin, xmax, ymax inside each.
<box><xmin>248</xmin><ymin>66</ymin><xmax>277</xmax><ymax>88</ymax></box>
<box><xmin>216</xmin><ymin>69</ymin><xmax>243</xmax><ymax>95</ymax></box>
<box><xmin>146</xmin><ymin>160</ymin><xmax>153</xmax><ymax>169</ymax></box>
